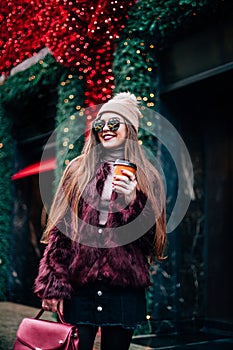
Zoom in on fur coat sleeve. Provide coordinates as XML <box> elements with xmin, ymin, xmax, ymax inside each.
<box><xmin>124</xmin><ymin>190</ymin><xmax>156</xmax><ymax>256</ymax></box>
<box><xmin>108</xmin><ymin>189</ymin><xmax>156</xmax><ymax>256</ymax></box>
<box><xmin>34</xmin><ymin>226</ymin><xmax>73</xmax><ymax>299</ymax></box>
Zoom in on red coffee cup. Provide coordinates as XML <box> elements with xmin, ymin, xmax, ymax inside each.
<box><xmin>113</xmin><ymin>159</ymin><xmax>137</xmax><ymax>176</ymax></box>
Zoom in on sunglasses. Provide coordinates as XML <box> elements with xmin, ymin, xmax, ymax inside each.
<box><xmin>93</xmin><ymin>117</ymin><xmax>125</xmax><ymax>133</ymax></box>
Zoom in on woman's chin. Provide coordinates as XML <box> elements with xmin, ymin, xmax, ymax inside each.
<box><xmin>101</xmin><ymin>139</ymin><xmax>124</xmax><ymax>149</ymax></box>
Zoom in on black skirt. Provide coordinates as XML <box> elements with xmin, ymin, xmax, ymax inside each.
<box><xmin>63</xmin><ymin>280</ymin><xmax>147</xmax><ymax>329</ymax></box>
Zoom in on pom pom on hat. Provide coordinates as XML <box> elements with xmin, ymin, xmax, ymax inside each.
<box><xmin>112</xmin><ymin>91</ymin><xmax>138</xmax><ymax>103</ymax></box>
<box><xmin>97</xmin><ymin>92</ymin><xmax>142</xmax><ymax>131</ymax></box>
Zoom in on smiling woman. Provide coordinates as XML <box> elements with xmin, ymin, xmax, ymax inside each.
<box><xmin>34</xmin><ymin>92</ymin><xmax>166</xmax><ymax>350</ymax></box>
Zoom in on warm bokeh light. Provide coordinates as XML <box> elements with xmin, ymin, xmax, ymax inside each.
<box><xmin>0</xmin><ymin>0</ymin><xmax>136</xmax><ymax>106</ymax></box>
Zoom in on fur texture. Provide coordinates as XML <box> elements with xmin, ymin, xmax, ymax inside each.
<box><xmin>34</xmin><ymin>162</ymin><xmax>156</xmax><ymax>299</ymax></box>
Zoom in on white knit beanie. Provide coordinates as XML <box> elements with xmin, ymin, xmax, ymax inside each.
<box><xmin>97</xmin><ymin>92</ymin><xmax>142</xmax><ymax>132</ymax></box>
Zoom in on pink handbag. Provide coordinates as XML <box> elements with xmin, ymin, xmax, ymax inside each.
<box><xmin>13</xmin><ymin>307</ymin><xmax>79</xmax><ymax>350</ymax></box>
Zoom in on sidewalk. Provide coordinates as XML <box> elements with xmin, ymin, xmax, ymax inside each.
<box><xmin>130</xmin><ymin>332</ymin><xmax>233</xmax><ymax>350</ymax></box>
<box><xmin>1</xmin><ymin>302</ymin><xmax>232</xmax><ymax>350</ymax></box>
<box><xmin>0</xmin><ymin>302</ymin><xmax>100</xmax><ymax>350</ymax></box>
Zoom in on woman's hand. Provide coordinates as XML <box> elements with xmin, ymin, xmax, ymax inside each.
<box><xmin>112</xmin><ymin>169</ymin><xmax>137</xmax><ymax>205</ymax></box>
<box><xmin>42</xmin><ymin>298</ymin><xmax>64</xmax><ymax>315</ymax></box>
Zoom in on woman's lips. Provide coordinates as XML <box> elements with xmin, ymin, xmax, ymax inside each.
<box><xmin>102</xmin><ymin>133</ymin><xmax>116</xmax><ymax>141</ymax></box>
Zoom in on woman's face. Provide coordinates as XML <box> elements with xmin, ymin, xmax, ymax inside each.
<box><xmin>96</xmin><ymin>112</ymin><xmax>127</xmax><ymax>149</ymax></box>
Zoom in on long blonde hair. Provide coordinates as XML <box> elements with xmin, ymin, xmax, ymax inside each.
<box><xmin>41</xmin><ymin>123</ymin><xmax>167</xmax><ymax>260</ymax></box>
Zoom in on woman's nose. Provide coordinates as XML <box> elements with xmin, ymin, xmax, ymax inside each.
<box><xmin>102</xmin><ymin>122</ymin><xmax>109</xmax><ymax>131</ymax></box>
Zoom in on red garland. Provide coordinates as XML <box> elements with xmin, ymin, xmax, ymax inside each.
<box><xmin>0</xmin><ymin>0</ymin><xmax>136</xmax><ymax>106</ymax></box>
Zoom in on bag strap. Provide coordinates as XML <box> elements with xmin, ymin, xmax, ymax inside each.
<box><xmin>35</xmin><ymin>302</ymin><xmax>66</xmax><ymax>324</ymax></box>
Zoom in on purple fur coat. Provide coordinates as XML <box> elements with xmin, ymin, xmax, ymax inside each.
<box><xmin>34</xmin><ymin>163</ymin><xmax>156</xmax><ymax>300</ymax></box>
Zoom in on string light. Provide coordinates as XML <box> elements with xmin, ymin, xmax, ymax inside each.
<box><xmin>1</xmin><ymin>1</ymin><xmax>158</xmax><ymax>110</ymax></box>
<box><xmin>1</xmin><ymin>1</ymin><xmax>136</xmax><ymax>106</ymax></box>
